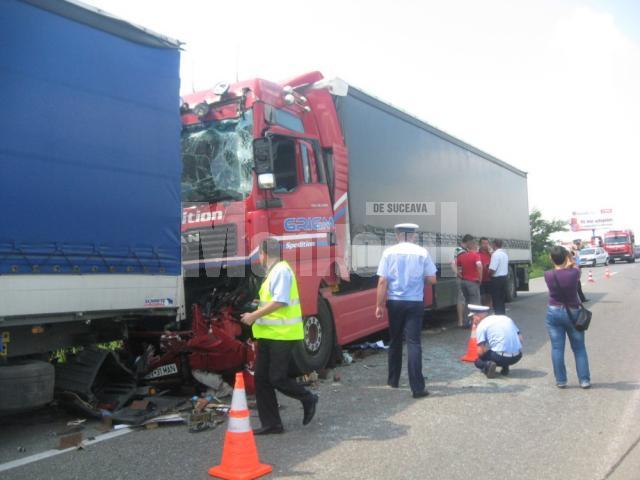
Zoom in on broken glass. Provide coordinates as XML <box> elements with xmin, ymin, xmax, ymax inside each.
<box><xmin>181</xmin><ymin>111</ymin><xmax>254</xmax><ymax>202</ymax></box>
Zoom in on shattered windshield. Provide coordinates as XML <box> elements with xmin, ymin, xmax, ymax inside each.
<box><xmin>181</xmin><ymin>111</ymin><xmax>253</xmax><ymax>202</ymax></box>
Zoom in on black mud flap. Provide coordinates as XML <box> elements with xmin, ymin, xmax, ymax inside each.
<box><xmin>516</xmin><ymin>264</ymin><xmax>530</xmax><ymax>292</ymax></box>
<box><xmin>55</xmin><ymin>347</ymin><xmax>137</xmax><ymax>413</ymax></box>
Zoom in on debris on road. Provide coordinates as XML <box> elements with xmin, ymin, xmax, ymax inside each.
<box><xmin>66</xmin><ymin>418</ymin><xmax>86</xmax><ymax>427</ymax></box>
<box><xmin>110</xmin><ymin>395</ymin><xmax>187</xmax><ymax>425</ymax></box>
<box><xmin>348</xmin><ymin>340</ymin><xmax>388</xmax><ymax>351</ymax></box>
<box><xmin>57</xmin><ymin>432</ymin><xmax>83</xmax><ymax>450</ymax></box>
<box><xmin>188</xmin><ymin>410</ymin><xmax>225</xmax><ymax>433</ymax></box>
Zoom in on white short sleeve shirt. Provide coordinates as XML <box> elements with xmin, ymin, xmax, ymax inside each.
<box><xmin>489</xmin><ymin>249</ymin><xmax>509</xmax><ymax>277</ymax></box>
<box><xmin>475</xmin><ymin>315</ymin><xmax>522</xmax><ymax>353</ymax></box>
<box><xmin>377</xmin><ymin>242</ymin><xmax>438</xmax><ymax>301</ymax></box>
<box><xmin>268</xmin><ymin>263</ymin><xmax>293</xmax><ymax>304</ymax></box>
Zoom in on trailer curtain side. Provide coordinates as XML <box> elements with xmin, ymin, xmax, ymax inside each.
<box><xmin>335</xmin><ymin>87</ymin><xmax>531</xmax><ymax>272</ymax></box>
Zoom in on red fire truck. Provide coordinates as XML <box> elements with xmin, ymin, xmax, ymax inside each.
<box><xmin>179</xmin><ymin>71</ymin><xmax>532</xmax><ymax>372</ymax></box>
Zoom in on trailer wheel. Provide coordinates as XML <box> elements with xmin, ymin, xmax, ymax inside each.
<box><xmin>505</xmin><ymin>267</ymin><xmax>517</xmax><ymax>303</ymax></box>
<box><xmin>293</xmin><ymin>299</ymin><xmax>335</xmax><ymax>374</ymax></box>
<box><xmin>0</xmin><ymin>360</ymin><xmax>54</xmax><ymax>414</ymax></box>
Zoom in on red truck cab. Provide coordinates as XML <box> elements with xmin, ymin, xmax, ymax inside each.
<box><xmin>603</xmin><ymin>230</ymin><xmax>635</xmax><ymax>263</ymax></box>
<box><xmin>179</xmin><ymin>73</ymin><xmax>376</xmax><ymax>372</ymax></box>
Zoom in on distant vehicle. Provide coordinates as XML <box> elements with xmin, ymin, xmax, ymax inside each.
<box><xmin>579</xmin><ymin>247</ymin><xmax>609</xmax><ymax>267</ymax></box>
<box><xmin>603</xmin><ymin>230</ymin><xmax>635</xmax><ymax>263</ymax></box>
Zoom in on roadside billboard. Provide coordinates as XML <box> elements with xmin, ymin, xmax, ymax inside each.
<box><xmin>570</xmin><ymin>208</ymin><xmax>614</xmax><ymax>232</ymax></box>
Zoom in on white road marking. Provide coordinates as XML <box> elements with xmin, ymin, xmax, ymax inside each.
<box><xmin>0</xmin><ymin>427</ymin><xmax>133</xmax><ymax>473</ymax></box>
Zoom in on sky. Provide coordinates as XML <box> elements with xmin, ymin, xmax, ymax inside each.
<box><xmin>84</xmin><ymin>0</ymin><xmax>640</xmax><ymax>241</ymax></box>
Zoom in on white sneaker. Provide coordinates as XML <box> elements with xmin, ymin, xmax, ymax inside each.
<box><xmin>580</xmin><ymin>381</ymin><xmax>591</xmax><ymax>389</ymax></box>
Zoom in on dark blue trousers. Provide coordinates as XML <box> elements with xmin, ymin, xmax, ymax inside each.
<box><xmin>475</xmin><ymin>350</ymin><xmax>522</xmax><ymax>372</ymax></box>
<box><xmin>386</xmin><ymin>300</ymin><xmax>425</xmax><ymax>394</ymax></box>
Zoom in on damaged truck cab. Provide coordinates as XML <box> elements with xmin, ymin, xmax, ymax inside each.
<box><xmin>179</xmin><ymin>72</ymin><xmax>350</xmax><ymax>373</ymax></box>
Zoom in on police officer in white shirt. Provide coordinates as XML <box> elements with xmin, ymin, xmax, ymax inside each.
<box><xmin>469</xmin><ymin>304</ymin><xmax>523</xmax><ymax>378</ymax></box>
<box><xmin>489</xmin><ymin>239</ymin><xmax>510</xmax><ymax>314</ymax></box>
<box><xmin>375</xmin><ymin>224</ymin><xmax>437</xmax><ymax>398</ymax></box>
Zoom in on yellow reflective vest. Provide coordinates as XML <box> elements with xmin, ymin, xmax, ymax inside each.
<box><xmin>252</xmin><ymin>261</ymin><xmax>304</xmax><ymax>341</ymax></box>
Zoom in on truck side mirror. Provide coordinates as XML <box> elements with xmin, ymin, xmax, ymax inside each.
<box><xmin>257</xmin><ymin>173</ymin><xmax>276</xmax><ymax>189</ymax></box>
<box><xmin>253</xmin><ymin>137</ymin><xmax>274</xmax><ymax>189</ymax></box>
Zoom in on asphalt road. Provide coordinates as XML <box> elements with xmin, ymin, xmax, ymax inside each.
<box><xmin>2</xmin><ymin>261</ymin><xmax>640</xmax><ymax>480</ymax></box>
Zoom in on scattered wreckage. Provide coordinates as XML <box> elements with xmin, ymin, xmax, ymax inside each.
<box><xmin>54</xmin><ymin>300</ymin><xmax>256</xmax><ymax>426</ymax></box>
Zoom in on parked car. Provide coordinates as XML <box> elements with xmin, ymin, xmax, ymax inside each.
<box><xmin>579</xmin><ymin>247</ymin><xmax>609</xmax><ymax>267</ymax></box>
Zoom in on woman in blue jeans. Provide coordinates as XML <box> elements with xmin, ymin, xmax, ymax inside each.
<box><xmin>543</xmin><ymin>246</ymin><xmax>591</xmax><ymax>389</ymax></box>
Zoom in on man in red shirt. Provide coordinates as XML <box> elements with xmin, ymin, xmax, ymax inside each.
<box><xmin>478</xmin><ymin>237</ymin><xmax>493</xmax><ymax>307</ymax></box>
<box><xmin>456</xmin><ymin>237</ymin><xmax>483</xmax><ymax>324</ymax></box>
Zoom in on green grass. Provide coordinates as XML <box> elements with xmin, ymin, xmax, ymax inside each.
<box><xmin>529</xmin><ymin>255</ymin><xmax>553</xmax><ymax>279</ymax></box>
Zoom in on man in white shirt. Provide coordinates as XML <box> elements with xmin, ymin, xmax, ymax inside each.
<box><xmin>376</xmin><ymin>223</ymin><xmax>437</xmax><ymax>398</ymax></box>
<box><xmin>468</xmin><ymin>304</ymin><xmax>523</xmax><ymax>378</ymax></box>
<box><xmin>489</xmin><ymin>239</ymin><xmax>510</xmax><ymax>314</ymax></box>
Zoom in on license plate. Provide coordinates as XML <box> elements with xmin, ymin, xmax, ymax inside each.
<box><xmin>144</xmin><ymin>363</ymin><xmax>179</xmax><ymax>379</ymax></box>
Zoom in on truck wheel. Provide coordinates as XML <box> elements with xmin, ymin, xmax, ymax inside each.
<box><xmin>505</xmin><ymin>267</ymin><xmax>517</xmax><ymax>303</ymax></box>
<box><xmin>629</xmin><ymin>257</ymin><xmax>635</xmax><ymax>263</ymax></box>
<box><xmin>293</xmin><ymin>299</ymin><xmax>335</xmax><ymax>374</ymax></box>
<box><xmin>0</xmin><ymin>360</ymin><xmax>54</xmax><ymax>413</ymax></box>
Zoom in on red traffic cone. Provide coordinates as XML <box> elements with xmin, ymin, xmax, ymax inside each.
<box><xmin>604</xmin><ymin>268</ymin><xmax>611</xmax><ymax>280</ymax></box>
<box><xmin>587</xmin><ymin>270</ymin><xmax>595</xmax><ymax>283</ymax></box>
<box><xmin>208</xmin><ymin>372</ymin><xmax>272</xmax><ymax>480</ymax></box>
<box><xmin>460</xmin><ymin>323</ymin><xmax>479</xmax><ymax>363</ymax></box>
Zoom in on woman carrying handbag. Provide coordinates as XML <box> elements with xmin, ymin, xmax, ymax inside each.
<box><xmin>543</xmin><ymin>246</ymin><xmax>591</xmax><ymax>389</ymax></box>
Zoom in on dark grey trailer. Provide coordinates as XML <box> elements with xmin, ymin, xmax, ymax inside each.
<box><xmin>335</xmin><ymin>86</ymin><xmax>531</xmax><ymax>306</ymax></box>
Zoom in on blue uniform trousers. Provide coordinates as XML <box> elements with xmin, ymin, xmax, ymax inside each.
<box><xmin>386</xmin><ymin>300</ymin><xmax>425</xmax><ymax>394</ymax></box>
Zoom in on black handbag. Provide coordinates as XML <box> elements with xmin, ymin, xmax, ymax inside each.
<box><xmin>552</xmin><ymin>271</ymin><xmax>592</xmax><ymax>332</ymax></box>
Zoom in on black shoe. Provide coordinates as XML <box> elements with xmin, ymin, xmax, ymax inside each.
<box><xmin>501</xmin><ymin>366</ymin><xmax>510</xmax><ymax>376</ymax></box>
<box><xmin>412</xmin><ymin>390</ymin><xmax>430</xmax><ymax>399</ymax></box>
<box><xmin>253</xmin><ymin>424</ymin><xmax>284</xmax><ymax>435</ymax></box>
<box><xmin>484</xmin><ymin>361</ymin><xmax>497</xmax><ymax>379</ymax></box>
<box><xmin>302</xmin><ymin>394</ymin><xmax>318</xmax><ymax>425</ymax></box>
<box><xmin>387</xmin><ymin>382</ymin><xmax>399</xmax><ymax>388</ymax></box>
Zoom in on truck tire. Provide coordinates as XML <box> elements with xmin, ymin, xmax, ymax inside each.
<box><xmin>0</xmin><ymin>360</ymin><xmax>54</xmax><ymax>413</ymax></box>
<box><xmin>293</xmin><ymin>299</ymin><xmax>335</xmax><ymax>374</ymax></box>
<box><xmin>629</xmin><ymin>257</ymin><xmax>635</xmax><ymax>263</ymax></box>
<box><xmin>505</xmin><ymin>267</ymin><xmax>517</xmax><ymax>303</ymax></box>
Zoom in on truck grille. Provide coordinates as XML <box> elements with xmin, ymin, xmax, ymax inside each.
<box><xmin>182</xmin><ymin>224</ymin><xmax>238</xmax><ymax>262</ymax></box>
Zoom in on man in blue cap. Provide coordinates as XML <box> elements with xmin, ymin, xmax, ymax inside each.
<box><xmin>376</xmin><ymin>223</ymin><xmax>437</xmax><ymax>398</ymax></box>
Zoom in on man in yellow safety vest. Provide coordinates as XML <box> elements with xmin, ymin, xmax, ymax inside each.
<box><xmin>241</xmin><ymin>237</ymin><xmax>318</xmax><ymax>435</ymax></box>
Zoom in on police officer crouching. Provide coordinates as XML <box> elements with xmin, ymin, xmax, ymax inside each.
<box><xmin>468</xmin><ymin>304</ymin><xmax>524</xmax><ymax>378</ymax></box>
<box><xmin>376</xmin><ymin>223</ymin><xmax>438</xmax><ymax>398</ymax></box>
<box><xmin>241</xmin><ymin>238</ymin><xmax>318</xmax><ymax>434</ymax></box>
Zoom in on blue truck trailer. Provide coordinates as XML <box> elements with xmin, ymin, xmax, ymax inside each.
<box><xmin>0</xmin><ymin>0</ymin><xmax>182</xmax><ymax>412</ymax></box>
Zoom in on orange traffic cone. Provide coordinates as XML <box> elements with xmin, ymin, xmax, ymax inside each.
<box><xmin>604</xmin><ymin>268</ymin><xmax>611</xmax><ymax>280</ymax></box>
<box><xmin>460</xmin><ymin>323</ymin><xmax>478</xmax><ymax>363</ymax></box>
<box><xmin>587</xmin><ymin>270</ymin><xmax>595</xmax><ymax>283</ymax></box>
<box><xmin>208</xmin><ymin>372</ymin><xmax>272</xmax><ymax>480</ymax></box>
